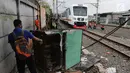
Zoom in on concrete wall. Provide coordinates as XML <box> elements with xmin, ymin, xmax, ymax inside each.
<box><xmin>110</xmin><ymin>14</ymin><xmax>122</xmax><ymax>24</ymax></box>
<box><xmin>100</xmin><ymin>17</ymin><xmax>106</xmax><ymax>24</ymax></box>
<box><xmin>88</xmin><ymin>15</ymin><xmax>95</xmax><ymax>21</ymax></box>
<box><xmin>100</xmin><ymin>14</ymin><xmax>122</xmax><ymax>25</ymax></box>
<box><xmin>0</xmin><ymin>0</ymin><xmax>40</xmax><ymax>73</ymax></box>
<box><xmin>41</xmin><ymin>7</ymin><xmax>46</xmax><ymax>28</ymax></box>
<box><xmin>20</xmin><ymin>2</ymin><xmax>34</xmax><ymax>30</ymax></box>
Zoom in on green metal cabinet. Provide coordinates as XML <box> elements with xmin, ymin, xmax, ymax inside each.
<box><xmin>65</xmin><ymin>30</ymin><xmax>82</xmax><ymax>69</ymax></box>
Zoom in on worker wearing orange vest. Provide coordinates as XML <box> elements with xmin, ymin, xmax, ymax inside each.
<box><xmin>35</xmin><ymin>15</ymin><xmax>40</xmax><ymax>30</ymax></box>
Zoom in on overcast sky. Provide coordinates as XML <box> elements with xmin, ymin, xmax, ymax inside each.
<box><xmin>44</xmin><ymin>0</ymin><xmax>130</xmax><ymax>15</ymax></box>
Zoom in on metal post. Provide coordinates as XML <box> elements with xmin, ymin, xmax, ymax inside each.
<box><xmin>53</xmin><ymin>0</ymin><xmax>55</xmax><ymax>14</ymax></box>
<box><xmin>16</xmin><ymin>0</ymin><xmax>20</xmax><ymax>19</ymax></box>
<box><xmin>39</xmin><ymin>7</ymin><xmax>41</xmax><ymax>30</ymax></box>
<box><xmin>32</xmin><ymin>8</ymin><xmax>35</xmax><ymax>30</ymax></box>
<box><xmin>56</xmin><ymin>0</ymin><xmax>58</xmax><ymax>19</ymax></box>
<box><xmin>96</xmin><ymin>0</ymin><xmax>99</xmax><ymax>23</ymax></box>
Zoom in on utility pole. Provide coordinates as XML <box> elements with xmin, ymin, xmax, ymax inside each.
<box><xmin>96</xmin><ymin>0</ymin><xmax>99</xmax><ymax>23</ymax></box>
<box><xmin>55</xmin><ymin>0</ymin><xmax>65</xmax><ymax>19</ymax></box>
<box><xmin>56</xmin><ymin>0</ymin><xmax>58</xmax><ymax>19</ymax></box>
<box><xmin>53</xmin><ymin>0</ymin><xmax>55</xmax><ymax>14</ymax></box>
<box><xmin>85</xmin><ymin>0</ymin><xmax>99</xmax><ymax>23</ymax></box>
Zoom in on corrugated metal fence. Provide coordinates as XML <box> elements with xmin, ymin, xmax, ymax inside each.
<box><xmin>0</xmin><ymin>0</ymin><xmax>40</xmax><ymax>73</ymax></box>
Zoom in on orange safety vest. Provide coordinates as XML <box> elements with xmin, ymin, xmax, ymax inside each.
<box><xmin>35</xmin><ymin>20</ymin><xmax>40</xmax><ymax>29</ymax></box>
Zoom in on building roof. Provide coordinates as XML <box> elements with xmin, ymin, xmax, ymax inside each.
<box><xmin>122</xmin><ymin>13</ymin><xmax>130</xmax><ymax>16</ymax></box>
<box><xmin>94</xmin><ymin>10</ymin><xmax>130</xmax><ymax>16</ymax></box>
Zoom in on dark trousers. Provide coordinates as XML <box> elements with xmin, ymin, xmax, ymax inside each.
<box><xmin>36</xmin><ymin>27</ymin><xmax>39</xmax><ymax>30</ymax></box>
<box><xmin>88</xmin><ymin>25</ymin><xmax>92</xmax><ymax>29</ymax></box>
<box><xmin>16</xmin><ymin>55</ymin><xmax>37</xmax><ymax>73</ymax></box>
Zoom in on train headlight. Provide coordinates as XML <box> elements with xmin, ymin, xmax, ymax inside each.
<box><xmin>73</xmin><ymin>17</ymin><xmax>76</xmax><ymax>20</ymax></box>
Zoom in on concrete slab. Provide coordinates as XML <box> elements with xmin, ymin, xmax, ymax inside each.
<box><xmin>71</xmin><ymin>49</ymin><xmax>100</xmax><ymax>71</ymax></box>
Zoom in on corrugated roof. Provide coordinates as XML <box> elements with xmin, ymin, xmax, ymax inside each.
<box><xmin>94</xmin><ymin>10</ymin><xmax>130</xmax><ymax>15</ymax></box>
<box><xmin>122</xmin><ymin>13</ymin><xmax>130</xmax><ymax>16</ymax></box>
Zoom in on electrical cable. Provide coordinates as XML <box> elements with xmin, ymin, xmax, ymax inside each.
<box><xmin>82</xmin><ymin>18</ymin><xmax>130</xmax><ymax>49</ymax></box>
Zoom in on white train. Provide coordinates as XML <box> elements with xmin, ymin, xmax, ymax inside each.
<box><xmin>60</xmin><ymin>4</ymin><xmax>88</xmax><ymax>30</ymax></box>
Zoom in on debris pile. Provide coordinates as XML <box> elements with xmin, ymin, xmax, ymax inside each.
<box><xmin>71</xmin><ymin>48</ymin><xmax>116</xmax><ymax>73</ymax></box>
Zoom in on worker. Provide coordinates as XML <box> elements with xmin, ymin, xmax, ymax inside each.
<box><xmin>8</xmin><ymin>19</ymin><xmax>43</xmax><ymax>73</ymax></box>
<box><xmin>35</xmin><ymin>15</ymin><xmax>40</xmax><ymax>30</ymax></box>
<box><xmin>101</xmin><ymin>25</ymin><xmax>105</xmax><ymax>30</ymax></box>
<box><xmin>93</xmin><ymin>21</ymin><xmax>97</xmax><ymax>29</ymax></box>
<box><xmin>88</xmin><ymin>21</ymin><xmax>92</xmax><ymax>29</ymax></box>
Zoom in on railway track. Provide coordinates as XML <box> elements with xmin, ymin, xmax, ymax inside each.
<box><xmin>57</xmin><ymin>20</ymin><xmax>130</xmax><ymax>58</ymax></box>
<box><xmin>83</xmin><ymin>30</ymin><xmax>130</xmax><ymax>58</ymax></box>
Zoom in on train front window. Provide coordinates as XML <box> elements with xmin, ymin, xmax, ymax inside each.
<box><xmin>73</xmin><ymin>6</ymin><xmax>87</xmax><ymax>16</ymax></box>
